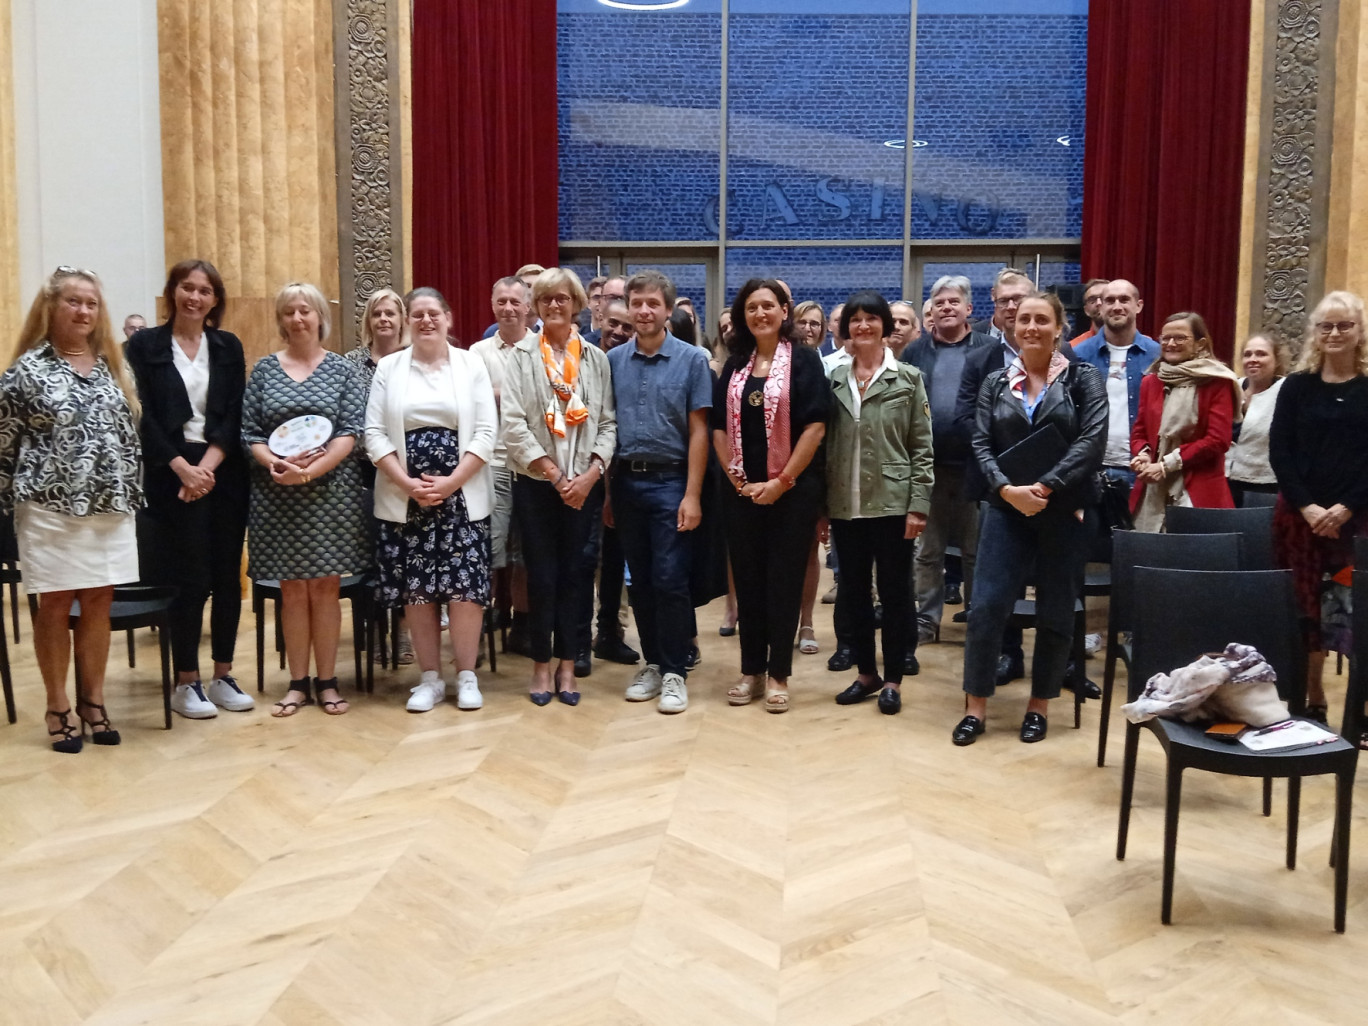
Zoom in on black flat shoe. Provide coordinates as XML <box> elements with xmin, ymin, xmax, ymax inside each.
<box><xmin>996</xmin><ymin>654</ymin><xmax>1025</xmax><ymax>686</ymax></box>
<box><xmin>945</xmin><ymin>582</ymin><xmax>963</xmax><ymax>606</ymax></box>
<box><xmin>952</xmin><ymin>715</ymin><xmax>985</xmax><ymax>746</ymax></box>
<box><xmin>1063</xmin><ymin>677</ymin><xmax>1102</xmax><ymax>700</ymax></box>
<box><xmin>1020</xmin><ymin>711</ymin><xmax>1048</xmax><ymax>743</ymax></box>
<box><xmin>826</xmin><ymin>644</ymin><xmax>853</xmax><ymax>672</ymax></box>
<box><xmin>574</xmin><ymin>650</ymin><xmax>593</xmax><ymax>678</ymax></box>
<box><xmin>951</xmin><ymin>608</ymin><xmax>969</xmax><ymax>624</ymax></box>
<box><xmin>877</xmin><ymin>687</ymin><xmax>901</xmax><ymax>715</ymax></box>
<box><xmin>593</xmin><ymin>634</ymin><xmax>641</xmax><ymax>664</ymax></box>
<box><xmin>529</xmin><ymin>690</ymin><xmax>553</xmax><ymax>706</ymax></box>
<box><xmin>718</xmin><ymin>623</ymin><xmax>736</xmax><ymax>637</ymax></box>
<box><xmin>834</xmin><ymin>677</ymin><xmax>882</xmax><ymax>705</ymax></box>
<box><xmin>904</xmin><ymin>652</ymin><xmax>920</xmax><ymax>676</ymax></box>
<box><xmin>76</xmin><ymin>696</ymin><xmax>121</xmax><ymax>746</ymax></box>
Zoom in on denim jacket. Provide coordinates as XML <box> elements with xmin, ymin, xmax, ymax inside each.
<box><xmin>1072</xmin><ymin>331</ymin><xmax>1160</xmax><ymax>424</ymax></box>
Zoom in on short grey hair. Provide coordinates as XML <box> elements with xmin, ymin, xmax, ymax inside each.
<box><xmin>929</xmin><ymin>275</ymin><xmax>972</xmax><ymax>303</ymax></box>
<box><xmin>990</xmin><ymin>267</ymin><xmax>1031</xmax><ymax>296</ymax></box>
<box><xmin>491</xmin><ymin>275</ymin><xmax>530</xmax><ymax>302</ymax></box>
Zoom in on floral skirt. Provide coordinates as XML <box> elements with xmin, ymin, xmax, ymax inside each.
<box><xmin>376</xmin><ymin>427</ymin><xmax>491</xmax><ymax>608</ymax></box>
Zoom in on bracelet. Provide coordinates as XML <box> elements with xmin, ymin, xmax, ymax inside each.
<box><xmin>777</xmin><ymin>472</ymin><xmax>796</xmax><ymax>491</ymax></box>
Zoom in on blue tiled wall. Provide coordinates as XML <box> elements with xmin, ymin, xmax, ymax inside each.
<box><xmin>726</xmin><ymin>247</ymin><xmax>905</xmax><ymax>322</ymax></box>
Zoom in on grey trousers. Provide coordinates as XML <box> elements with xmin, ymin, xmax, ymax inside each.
<box><xmin>914</xmin><ymin>464</ymin><xmax>979</xmax><ymax>630</ymax></box>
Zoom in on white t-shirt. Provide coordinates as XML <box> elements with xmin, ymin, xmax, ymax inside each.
<box><xmin>403</xmin><ymin>358</ymin><xmax>460</xmax><ymax>432</ymax></box>
<box><xmin>1103</xmin><ymin>343</ymin><xmax>1131</xmax><ymax>466</ymax></box>
<box><xmin>172</xmin><ymin>333</ymin><xmax>210</xmax><ymax>444</ymax></box>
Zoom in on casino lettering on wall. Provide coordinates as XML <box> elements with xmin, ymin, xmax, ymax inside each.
<box><xmin>703</xmin><ymin>179</ymin><xmax>1003</xmax><ymax>237</ymax></box>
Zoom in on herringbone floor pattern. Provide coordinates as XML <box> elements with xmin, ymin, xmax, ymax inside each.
<box><xmin>0</xmin><ymin>581</ymin><xmax>1363</xmax><ymax>1025</ymax></box>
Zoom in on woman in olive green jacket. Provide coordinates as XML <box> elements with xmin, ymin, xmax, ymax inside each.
<box><xmin>825</xmin><ymin>291</ymin><xmax>935</xmax><ymax>714</ymax></box>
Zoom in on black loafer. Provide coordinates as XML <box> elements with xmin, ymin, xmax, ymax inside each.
<box><xmin>826</xmin><ymin>644</ymin><xmax>853</xmax><ymax>672</ymax></box>
<box><xmin>996</xmin><ymin>654</ymin><xmax>1025</xmax><ymax>685</ymax></box>
<box><xmin>877</xmin><ymin>687</ymin><xmax>901</xmax><ymax>715</ymax></box>
<box><xmin>945</xmin><ymin>582</ymin><xmax>963</xmax><ymax>606</ymax></box>
<box><xmin>574</xmin><ymin>651</ymin><xmax>593</xmax><ymax>678</ymax></box>
<box><xmin>592</xmin><ymin>635</ymin><xmax>641</xmax><ymax>665</ymax></box>
<box><xmin>904</xmin><ymin>652</ymin><xmax>920</xmax><ymax>676</ymax></box>
<box><xmin>1020</xmin><ymin>711</ymin><xmax>1048</xmax><ymax>743</ymax></box>
<box><xmin>835</xmin><ymin>677</ymin><xmax>883</xmax><ymax>705</ymax></box>
<box><xmin>951</xmin><ymin>607</ymin><xmax>969</xmax><ymax>624</ymax></box>
<box><xmin>952</xmin><ymin>715</ymin><xmax>985</xmax><ymax>746</ymax></box>
<box><xmin>1063</xmin><ymin>677</ymin><xmax>1101</xmax><ymax>700</ymax></box>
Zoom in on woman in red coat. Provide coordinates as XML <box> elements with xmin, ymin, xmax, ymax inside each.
<box><xmin>1129</xmin><ymin>312</ymin><xmax>1242</xmax><ymax>532</ymax></box>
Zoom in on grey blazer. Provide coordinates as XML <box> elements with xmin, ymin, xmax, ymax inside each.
<box><xmin>500</xmin><ymin>332</ymin><xmax>617</xmax><ymax>479</ymax></box>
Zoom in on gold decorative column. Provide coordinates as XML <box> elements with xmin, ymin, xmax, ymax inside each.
<box><xmin>0</xmin><ymin>0</ymin><xmax>21</xmax><ymax>348</ymax></box>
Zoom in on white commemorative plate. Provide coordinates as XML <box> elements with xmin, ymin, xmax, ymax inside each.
<box><xmin>268</xmin><ymin>415</ymin><xmax>332</xmax><ymax>458</ymax></box>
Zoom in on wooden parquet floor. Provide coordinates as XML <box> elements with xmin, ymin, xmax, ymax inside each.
<box><xmin>0</xmin><ymin>579</ymin><xmax>1365</xmax><ymax>1025</ymax></box>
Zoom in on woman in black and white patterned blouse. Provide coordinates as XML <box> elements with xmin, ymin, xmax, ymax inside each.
<box><xmin>0</xmin><ymin>267</ymin><xmax>143</xmax><ymax>753</ymax></box>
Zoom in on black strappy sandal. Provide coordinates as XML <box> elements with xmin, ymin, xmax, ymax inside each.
<box><xmin>46</xmin><ymin>708</ymin><xmax>83</xmax><ymax>754</ymax></box>
<box><xmin>271</xmin><ymin>677</ymin><xmax>314</xmax><ymax>718</ymax></box>
<box><xmin>314</xmin><ymin>677</ymin><xmax>348</xmax><ymax>716</ymax></box>
<box><xmin>76</xmin><ymin>696</ymin><xmax>121</xmax><ymax>746</ymax></box>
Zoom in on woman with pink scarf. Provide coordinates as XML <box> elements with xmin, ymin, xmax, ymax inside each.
<box><xmin>711</xmin><ymin>279</ymin><xmax>829</xmax><ymax>713</ymax></box>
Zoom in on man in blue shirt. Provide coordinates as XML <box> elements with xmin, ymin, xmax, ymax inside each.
<box><xmin>1072</xmin><ymin>278</ymin><xmax>1159</xmax><ymax>488</ymax></box>
<box><xmin>607</xmin><ymin>269</ymin><xmax>712</xmax><ymax>714</ymax></box>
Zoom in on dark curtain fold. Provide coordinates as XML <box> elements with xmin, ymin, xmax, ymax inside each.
<box><xmin>1081</xmin><ymin>0</ymin><xmax>1250</xmax><ymax>362</ymax></box>
<box><xmin>411</xmin><ymin>0</ymin><xmax>559</xmax><ymax>346</ymax></box>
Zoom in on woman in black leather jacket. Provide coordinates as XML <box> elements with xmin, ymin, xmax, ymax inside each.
<box><xmin>952</xmin><ymin>292</ymin><xmax>1107</xmax><ymax>746</ymax></box>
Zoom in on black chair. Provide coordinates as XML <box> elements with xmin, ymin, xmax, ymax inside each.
<box><xmin>0</xmin><ymin>511</ymin><xmax>20</xmax><ymax>644</ymax></box>
<box><xmin>1116</xmin><ymin>568</ymin><xmax>1357</xmax><ymax>932</ymax></box>
<box><xmin>1239</xmin><ymin>489</ymin><xmax>1279</xmax><ymax>508</ymax></box>
<box><xmin>69</xmin><ymin>585</ymin><xmax>177</xmax><ymax>730</ymax></box>
<box><xmin>1166</xmin><ymin>504</ymin><xmax>1276</xmax><ymax>570</ymax></box>
<box><xmin>1097</xmin><ymin>531</ymin><xmax>1243</xmax><ymax>767</ymax></box>
<box><xmin>253</xmin><ymin>575</ymin><xmax>373</xmax><ymax>694</ymax></box>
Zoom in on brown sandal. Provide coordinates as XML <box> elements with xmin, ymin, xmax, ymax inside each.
<box><xmin>271</xmin><ymin>678</ymin><xmax>313</xmax><ymax>718</ymax></box>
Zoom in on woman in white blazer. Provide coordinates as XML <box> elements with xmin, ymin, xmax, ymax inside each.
<box><xmin>501</xmin><ymin>268</ymin><xmax>616</xmax><ymax>706</ymax></box>
<box><xmin>365</xmin><ymin>287</ymin><xmax>496</xmax><ymax>713</ymax></box>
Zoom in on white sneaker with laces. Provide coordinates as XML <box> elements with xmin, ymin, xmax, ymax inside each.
<box><xmin>407</xmin><ymin>671</ymin><xmax>447</xmax><ymax>713</ymax></box>
<box><xmin>1084</xmin><ymin>632</ymin><xmax>1103</xmax><ymax>657</ymax></box>
<box><xmin>658</xmin><ymin>673</ymin><xmax>688</xmax><ymax>714</ymax></box>
<box><xmin>624</xmin><ymin>663</ymin><xmax>663</xmax><ymax>702</ymax></box>
<box><xmin>172</xmin><ymin>682</ymin><xmax>217</xmax><ymax>719</ymax></box>
<box><xmin>456</xmin><ymin>670</ymin><xmax>483</xmax><ymax>710</ymax></box>
<box><xmin>207</xmin><ymin>675</ymin><xmax>255</xmax><ymax>711</ymax></box>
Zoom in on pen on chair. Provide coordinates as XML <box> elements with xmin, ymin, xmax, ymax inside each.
<box><xmin>1253</xmin><ymin>720</ymin><xmax>1298</xmax><ymax>737</ymax></box>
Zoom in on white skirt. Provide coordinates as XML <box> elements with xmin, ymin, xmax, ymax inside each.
<box><xmin>15</xmin><ymin>502</ymin><xmax>139</xmax><ymax>593</ymax></box>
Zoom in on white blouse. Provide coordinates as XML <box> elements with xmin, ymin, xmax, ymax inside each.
<box><xmin>403</xmin><ymin>357</ymin><xmax>461</xmax><ymax>432</ymax></box>
<box><xmin>1226</xmin><ymin>376</ymin><xmax>1284</xmax><ymax>485</ymax></box>
<box><xmin>171</xmin><ymin>333</ymin><xmax>210</xmax><ymax>443</ymax></box>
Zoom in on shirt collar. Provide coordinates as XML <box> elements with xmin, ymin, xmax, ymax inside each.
<box><xmin>628</xmin><ymin>331</ymin><xmax>679</xmax><ymax>360</ymax></box>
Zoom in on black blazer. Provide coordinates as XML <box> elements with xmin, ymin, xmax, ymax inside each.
<box><xmin>973</xmin><ymin>360</ymin><xmax>1107</xmax><ymax>513</ymax></box>
<box><xmin>125</xmin><ymin>322</ymin><xmax>246</xmax><ymax>469</ymax></box>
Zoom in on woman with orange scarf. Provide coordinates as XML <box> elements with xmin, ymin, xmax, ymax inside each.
<box><xmin>711</xmin><ymin>279</ymin><xmax>829</xmax><ymax>713</ymax></box>
<box><xmin>502</xmin><ymin>268</ymin><xmax>617</xmax><ymax>705</ymax></box>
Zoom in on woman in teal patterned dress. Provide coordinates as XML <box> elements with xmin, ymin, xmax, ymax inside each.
<box><xmin>242</xmin><ymin>282</ymin><xmax>370</xmax><ymax>717</ymax></box>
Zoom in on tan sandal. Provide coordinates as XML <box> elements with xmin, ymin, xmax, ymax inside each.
<box><xmin>764</xmin><ymin>679</ymin><xmax>790</xmax><ymax>714</ymax></box>
<box><xmin>727</xmin><ymin>676</ymin><xmax>759</xmax><ymax>706</ymax></box>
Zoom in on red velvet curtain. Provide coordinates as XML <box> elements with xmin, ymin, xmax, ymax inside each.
<box><xmin>1081</xmin><ymin>0</ymin><xmax>1250</xmax><ymax>362</ymax></box>
<box><xmin>411</xmin><ymin>0</ymin><xmax>559</xmax><ymax>346</ymax></box>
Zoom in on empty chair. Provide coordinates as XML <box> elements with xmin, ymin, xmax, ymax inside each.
<box><xmin>1166</xmin><ymin>504</ymin><xmax>1275</xmax><ymax>570</ymax></box>
<box><xmin>1239</xmin><ymin>489</ymin><xmax>1278</xmax><ymax>508</ymax></box>
<box><xmin>1097</xmin><ymin>530</ymin><xmax>1243</xmax><ymax>766</ymax></box>
<box><xmin>1116</xmin><ymin>567</ymin><xmax>1357</xmax><ymax>932</ymax></box>
<box><xmin>70</xmin><ymin>585</ymin><xmax>178</xmax><ymax>730</ymax></box>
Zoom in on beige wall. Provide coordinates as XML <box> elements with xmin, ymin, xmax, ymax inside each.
<box><xmin>1327</xmin><ymin>0</ymin><xmax>1368</xmax><ymax>301</ymax></box>
<box><xmin>1234</xmin><ymin>2</ymin><xmax>1265</xmax><ymax>347</ymax></box>
<box><xmin>0</xmin><ymin>0</ymin><xmax>18</xmax><ymax>351</ymax></box>
<box><xmin>157</xmin><ymin>0</ymin><xmax>339</xmax><ymax>363</ymax></box>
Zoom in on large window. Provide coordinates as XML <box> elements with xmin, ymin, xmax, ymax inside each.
<box><xmin>558</xmin><ymin>0</ymin><xmax>1086</xmax><ymax>315</ymax></box>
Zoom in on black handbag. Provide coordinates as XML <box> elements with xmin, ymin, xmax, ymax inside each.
<box><xmin>1096</xmin><ymin>470</ymin><xmax>1134</xmax><ymax>537</ymax></box>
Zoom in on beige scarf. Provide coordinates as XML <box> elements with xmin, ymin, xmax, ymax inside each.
<box><xmin>1135</xmin><ymin>357</ymin><xmax>1243</xmax><ymax>532</ymax></box>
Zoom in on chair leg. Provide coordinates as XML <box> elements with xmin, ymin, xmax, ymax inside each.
<box><xmin>255</xmin><ymin>596</ymin><xmax>266</xmax><ymax>693</ymax></box>
<box><xmin>1161</xmin><ymin>761</ymin><xmax>1184</xmax><ymax>925</ymax></box>
<box><xmin>275</xmin><ymin>601</ymin><xmax>285</xmax><ymax>670</ymax></box>
<box><xmin>1072</xmin><ymin>607</ymin><xmax>1085</xmax><ymax>729</ymax></box>
<box><xmin>9</xmin><ymin>578</ymin><xmax>18</xmax><ymax>643</ymax></box>
<box><xmin>159</xmin><ymin>617</ymin><xmax>173</xmax><ymax>730</ymax></box>
<box><xmin>1333</xmin><ymin>769</ymin><xmax>1353</xmax><ymax>932</ymax></box>
<box><xmin>1117</xmin><ymin>722</ymin><xmax>1141</xmax><ymax>860</ymax></box>
<box><xmin>0</xmin><ymin>607</ymin><xmax>13</xmax><ymax>724</ymax></box>
<box><xmin>1286</xmin><ymin>776</ymin><xmax>1301</xmax><ymax>871</ymax></box>
<box><xmin>485</xmin><ymin>607</ymin><xmax>498</xmax><ymax>673</ymax></box>
<box><xmin>1262</xmin><ymin>777</ymin><xmax>1273</xmax><ymax>817</ymax></box>
<box><xmin>1098</xmin><ymin>644</ymin><xmax>1117</xmax><ymax>767</ymax></box>
<box><xmin>127</xmin><ymin>628</ymin><xmax>136</xmax><ymax>668</ymax></box>
<box><xmin>351</xmin><ymin>597</ymin><xmax>363</xmax><ymax>689</ymax></box>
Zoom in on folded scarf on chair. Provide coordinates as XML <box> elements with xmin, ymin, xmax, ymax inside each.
<box><xmin>1121</xmin><ymin>642</ymin><xmax>1287</xmax><ymax>726</ymax></box>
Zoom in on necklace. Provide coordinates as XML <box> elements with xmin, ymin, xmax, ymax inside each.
<box><xmin>54</xmin><ymin>344</ymin><xmax>90</xmax><ymax>357</ymax></box>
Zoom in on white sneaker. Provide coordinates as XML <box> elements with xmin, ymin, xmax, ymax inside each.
<box><xmin>658</xmin><ymin>673</ymin><xmax>688</xmax><ymax>714</ymax></box>
<box><xmin>1084</xmin><ymin>632</ymin><xmax>1103</xmax><ymax>657</ymax></box>
<box><xmin>172</xmin><ymin>682</ymin><xmax>217</xmax><ymax>719</ymax></box>
<box><xmin>624</xmin><ymin>663</ymin><xmax>663</xmax><ymax>702</ymax></box>
<box><xmin>207</xmin><ymin>675</ymin><xmax>255</xmax><ymax>711</ymax></box>
<box><xmin>406</xmin><ymin>671</ymin><xmax>447</xmax><ymax>713</ymax></box>
<box><xmin>456</xmin><ymin>670</ymin><xmax>483</xmax><ymax>710</ymax></box>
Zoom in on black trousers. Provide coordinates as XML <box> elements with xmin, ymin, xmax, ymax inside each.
<box><xmin>723</xmin><ymin>483</ymin><xmax>822</xmax><ymax>680</ymax></box>
<box><xmin>515</xmin><ymin>475</ymin><xmax>604</xmax><ymax>663</ymax></box>
<box><xmin>831</xmin><ymin>516</ymin><xmax>915</xmax><ymax>684</ymax></box>
<box><xmin>140</xmin><ymin>449</ymin><xmax>248</xmax><ymax>674</ymax></box>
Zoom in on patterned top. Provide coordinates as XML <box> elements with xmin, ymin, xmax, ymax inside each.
<box><xmin>0</xmin><ymin>343</ymin><xmax>143</xmax><ymax>516</ymax></box>
<box><xmin>342</xmin><ymin>345</ymin><xmax>378</xmax><ymax>393</ymax></box>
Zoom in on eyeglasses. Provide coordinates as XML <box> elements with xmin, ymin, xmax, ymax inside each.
<box><xmin>540</xmin><ymin>294</ymin><xmax>573</xmax><ymax>307</ymax></box>
<box><xmin>54</xmin><ymin>265</ymin><xmax>96</xmax><ymax>279</ymax></box>
<box><xmin>1159</xmin><ymin>334</ymin><xmax>1195</xmax><ymax>345</ymax></box>
<box><xmin>1317</xmin><ymin>321</ymin><xmax>1357</xmax><ymax>336</ymax></box>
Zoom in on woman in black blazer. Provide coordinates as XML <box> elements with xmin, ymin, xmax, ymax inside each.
<box><xmin>125</xmin><ymin>260</ymin><xmax>253</xmax><ymax>719</ymax></box>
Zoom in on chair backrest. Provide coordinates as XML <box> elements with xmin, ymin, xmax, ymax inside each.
<box><xmin>1356</xmin><ymin>535</ymin><xmax>1368</xmax><ymax>568</ymax></box>
<box><xmin>1348</xmin><ymin>568</ymin><xmax>1368</xmax><ymax>737</ymax></box>
<box><xmin>1239</xmin><ymin>490</ymin><xmax>1279</xmax><ymax>508</ymax></box>
<box><xmin>1165</xmin><ymin>504</ymin><xmax>1276</xmax><ymax>570</ymax></box>
<box><xmin>1129</xmin><ymin>568</ymin><xmax>1303</xmax><ymax>706</ymax></box>
<box><xmin>1110</xmin><ymin>530</ymin><xmax>1243</xmax><ymax>635</ymax></box>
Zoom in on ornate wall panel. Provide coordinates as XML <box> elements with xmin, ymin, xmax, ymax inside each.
<box><xmin>333</xmin><ymin>0</ymin><xmax>405</xmax><ymax>349</ymax></box>
<box><xmin>0</xmin><ymin>0</ymin><xmax>19</xmax><ymax>349</ymax></box>
<box><xmin>158</xmin><ymin>0</ymin><xmax>339</xmax><ymax>360</ymax></box>
<box><xmin>1251</xmin><ymin>0</ymin><xmax>1339</xmax><ymax>347</ymax></box>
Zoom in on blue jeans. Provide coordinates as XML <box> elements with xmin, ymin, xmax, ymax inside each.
<box><xmin>612</xmin><ymin>469</ymin><xmax>695</xmax><ymax>678</ymax></box>
<box><xmin>1103</xmin><ymin>466</ymin><xmax>1137</xmax><ymax>490</ymax></box>
<box><xmin>963</xmin><ymin>504</ymin><xmax>1094</xmax><ymax>699</ymax></box>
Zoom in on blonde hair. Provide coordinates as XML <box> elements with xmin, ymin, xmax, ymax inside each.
<box><xmin>531</xmin><ymin>267</ymin><xmax>589</xmax><ymax>317</ymax></box>
<box><xmin>275</xmin><ymin>281</ymin><xmax>331</xmax><ymax>342</ymax></box>
<box><xmin>359</xmin><ymin>288</ymin><xmax>407</xmax><ymax>350</ymax></box>
<box><xmin>1296</xmin><ymin>290</ymin><xmax>1368</xmax><ymax>375</ymax></box>
<box><xmin>1235</xmin><ymin>333</ymin><xmax>1289</xmax><ymax>378</ymax></box>
<box><xmin>12</xmin><ymin>268</ymin><xmax>139</xmax><ymax>417</ymax></box>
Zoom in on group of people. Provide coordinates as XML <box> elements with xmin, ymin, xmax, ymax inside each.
<box><xmin>0</xmin><ymin>261</ymin><xmax>1363</xmax><ymax>755</ymax></box>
